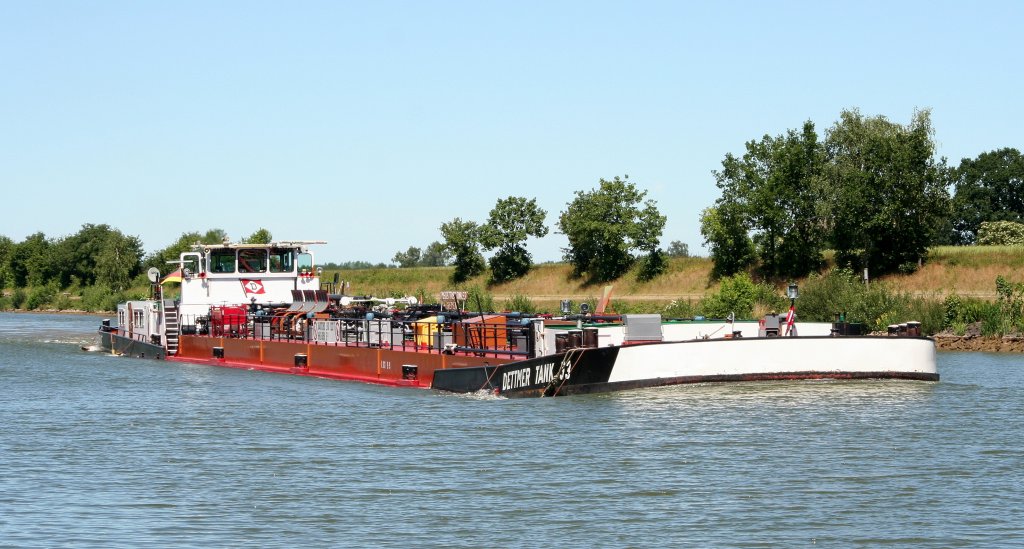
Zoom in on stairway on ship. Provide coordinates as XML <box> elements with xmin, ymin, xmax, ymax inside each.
<box><xmin>162</xmin><ymin>299</ymin><xmax>179</xmax><ymax>355</ymax></box>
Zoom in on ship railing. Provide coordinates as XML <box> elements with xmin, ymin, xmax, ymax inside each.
<box><xmin>177</xmin><ymin>312</ymin><xmax>536</xmax><ymax>358</ymax></box>
<box><xmin>120</xmin><ymin>329</ymin><xmax>160</xmax><ymax>346</ymax></box>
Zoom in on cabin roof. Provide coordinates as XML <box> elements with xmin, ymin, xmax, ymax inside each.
<box><xmin>188</xmin><ymin>240</ymin><xmax>327</xmax><ymax>252</ymax></box>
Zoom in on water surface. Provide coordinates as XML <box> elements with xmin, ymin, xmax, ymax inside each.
<box><xmin>1</xmin><ymin>313</ymin><xmax>1022</xmax><ymax>547</ymax></box>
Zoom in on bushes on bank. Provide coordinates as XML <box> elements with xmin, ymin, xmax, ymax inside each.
<box><xmin>464</xmin><ymin>285</ymin><xmax>495</xmax><ymax>314</ymax></box>
<box><xmin>0</xmin><ymin>283</ymin><xmax>141</xmax><ymax>312</ymax></box>
<box><xmin>504</xmin><ymin>293</ymin><xmax>537</xmax><ymax>314</ymax></box>
<box><xmin>25</xmin><ymin>284</ymin><xmax>57</xmax><ymax>310</ymax></box>
<box><xmin>783</xmin><ymin>268</ymin><xmax>946</xmax><ymax>334</ymax></box>
<box><xmin>697</xmin><ymin>273</ymin><xmax>788</xmax><ymax>319</ymax></box>
<box><xmin>942</xmin><ymin>276</ymin><xmax>1024</xmax><ymax>336</ymax></box>
<box><xmin>10</xmin><ymin>288</ymin><xmax>26</xmax><ymax>309</ymax></box>
<box><xmin>664</xmin><ymin>298</ymin><xmax>698</xmax><ymax>319</ymax></box>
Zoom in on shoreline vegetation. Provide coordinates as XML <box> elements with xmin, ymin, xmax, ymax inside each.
<box><xmin>3</xmin><ymin>245</ymin><xmax>1023</xmax><ymax>353</ymax></box>
<box><xmin>933</xmin><ymin>333</ymin><xmax>1024</xmax><ymax>353</ymax></box>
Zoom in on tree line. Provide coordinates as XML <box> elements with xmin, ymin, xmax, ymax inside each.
<box><xmin>2</xmin><ymin>107</ymin><xmax>1022</xmax><ymax>308</ymax></box>
<box><xmin>425</xmin><ymin>179</ymin><xmax>677</xmax><ymax>285</ymax></box>
<box><xmin>418</xmin><ymin>109</ymin><xmax>1021</xmax><ymax>285</ymax></box>
<box><xmin>0</xmin><ymin>227</ymin><xmax>272</xmax><ymax>309</ymax></box>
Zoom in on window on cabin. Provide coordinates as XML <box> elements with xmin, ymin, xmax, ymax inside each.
<box><xmin>182</xmin><ymin>254</ymin><xmax>200</xmax><ymax>277</ymax></box>
<box><xmin>210</xmin><ymin>250</ymin><xmax>236</xmax><ymax>273</ymax></box>
<box><xmin>239</xmin><ymin>249</ymin><xmax>267</xmax><ymax>273</ymax></box>
<box><xmin>269</xmin><ymin>249</ymin><xmax>294</xmax><ymax>273</ymax></box>
<box><xmin>297</xmin><ymin>252</ymin><xmax>313</xmax><ymax>275</ymax></box>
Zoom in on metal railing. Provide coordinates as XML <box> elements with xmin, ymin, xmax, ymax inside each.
<box><xmin>178</xmin><ymin>312</ymin><xmax>536</xmax><ymax>359</ymax></box>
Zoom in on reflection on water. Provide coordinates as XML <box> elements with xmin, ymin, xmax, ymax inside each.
<box><xmin>1</xmin><ymin>312</ymin><xmax>1023</xmax><ymax>547</ymax></box>
<box><xmin>610</xmin><ymin>377</ymin><xmax>939</xmax><ymax>407</ymax></box>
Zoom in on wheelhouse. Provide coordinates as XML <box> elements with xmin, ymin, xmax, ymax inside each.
<box><xmin>174</xmin><ymin>240</ymin><xmax>325</xmax><ymax>320</ymax></box>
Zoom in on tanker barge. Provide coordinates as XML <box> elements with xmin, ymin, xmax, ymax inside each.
<box><xmin>95</xmin><ymin>240</ymin><xmax>938</xmax><ymax>397</ymax></box>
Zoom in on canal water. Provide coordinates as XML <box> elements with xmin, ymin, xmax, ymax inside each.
<box><xmin>1</xmin><ymin>312</ymin><xmax>1022</xmax><ymax>547</ymax></box>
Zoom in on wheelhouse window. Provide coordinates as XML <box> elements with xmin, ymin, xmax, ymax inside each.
<box><xmin>297</xmin><ymin>252</ymin><xmax>313</xmax><ymax>275</ymax></box>
<box><xmin>210</xmin><ymin>249</ymin><xmax>236</xmax><ymax>273</ymax></box>
<box><xmin>269</xmin><ymin>249</ymin><xmax>294</xmax><ymax>273</ymax></box>
<box><xmin>238</xmin><ymin>249</ymin><xmax>267</xmax><ymax>273</ymax></box>
<box><xmin>182</xmin><ymin>253</ymin><xmax>201</xmax><ymax>278</ymax></box>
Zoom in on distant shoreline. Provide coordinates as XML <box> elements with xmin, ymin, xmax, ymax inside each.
<box><xmin>1</xmin><ymin>309</ymin><xmax>107</xmax><ymax>317</ymax></box>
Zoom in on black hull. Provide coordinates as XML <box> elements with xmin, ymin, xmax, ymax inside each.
<box><xmin>96</xmin><ymin>329</ymin><xmax>166</xmax><ymax>360</ymax></box>
<box><xmin>431</xmin><ymin>347</ymin><xmax>621</xmax><ymax>397</ymax></box>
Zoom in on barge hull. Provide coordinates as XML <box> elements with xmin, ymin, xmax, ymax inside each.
<box><xmin>172</xmin><ymin>333</ymin><xmax>513</xmax><ymax>388</ymax></box>
<box><xmin>98</xmin><ymin>330</ymin><xmax>938</xmax><ymax>397</ymax></box>
<box><xmin>97</xmin><ymin>329</ymin><xmax>167</xmax><ymax>360</ymax></box>
<box><xmin>433</xmin><ymin>335</ymin><xmax>939</xmax><ymax>397</ymax></box>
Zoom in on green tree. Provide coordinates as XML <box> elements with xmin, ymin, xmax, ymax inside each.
<box><xmin>392</xmin><ymin>246</ymin><xmax>422</xmax><ymax>268</ymax></box>
<box><xmin>420</xmin><ymin>241</ymin><xmax>450</xmax><ymax>266</ymax></box>
<box><xmin>12</xmin><ymin>232</ymin><xmax>55</xmax><ymax>287</ymax></box>
<box><xmin>698</xmin><ymin>272</ymin><xmax>759</xmax><ymax>318</ymax></box>
<box><xmin>948</xmin><ymin>148</ymin><xmax>1024</xmax><ymax>244</ymax></box>
<box><xmin>666</xmin><ymin>240</ymin><xmax>689</xmax><ymax>258</ymax></box>
<box><xmin>633</xmin><ymin>199</ymin><xmax>668</xmax><ymax>281</ymax></box>
<box><xmin>700</xmin><ymin>205</ymin><xmax>755</xmax><ymax>279</ymax></box>
<box><xmin>53</xmin><ymin>224</ymin><xmax>126</xmax><ymax>287</ymax></box>
<box><xmin>480</xmin><ymin>196</ymin><xmax>549</xmax><ymax>283</ymax></box>
<box><xmin>201</xmin><ymin>228</ymin><xmax>229</xmax><ymax>245</ymax></box>
<box><xmin>145</xmin><ymin>231</ymin><xmax>203</xmax><ymax>272</ymax></box>
<box><xmin>0</xmin><ymin>235</ymin><xmax>12</xmax><ymax>290</ymax></box>
<box><xmin>636</xmin><ymin>248</ymin><xmax>667</xmax><ymax>282</ymax></box>
<box><xmin>558</xmin><ymin>176</ymin><xmax>666</xmax><ymax>283</ymax></box>
<box><xmin>709</xmin><ymin>121</ymin><xmax>826</xmax><ymax>279</ymax></box>
<box><xmin>977</xmin><ymin>221</ymin><xmax>1024</xmax><ymax>245</ymax></box>
<box><xmin>242</xmin><ymin>228</ymin><xmax>273</xmax><ymax>244</ymax></box>
<box><xmin>95</xmin><ymin>230</ymin><xmax>143</xmax><ymax>292</ymax></box>
<box><xmin>145</xmin><ymin>229</ymin><xmax>235</xmax><ymax>272</ymax></box>
<box><xmin>824</xmin><ymin>109</ymin><xmax>949</xmax><ymax>274</ymax></box>
<box><xmin>440</xmin><ymin>218</ymin><xmax>485</xmax><ymax>283</ymax></box>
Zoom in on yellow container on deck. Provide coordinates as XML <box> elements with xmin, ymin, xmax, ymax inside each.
<box><xmin>414</xmin><ymin>316</ymin><xmax>440</xmax><ymax>347</ymax></box>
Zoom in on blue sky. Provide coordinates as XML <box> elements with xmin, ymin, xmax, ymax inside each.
<box><xmin>2</xmin><ymin>1</ymin><xmax>1021</xmax><ymax>265</ymax></box>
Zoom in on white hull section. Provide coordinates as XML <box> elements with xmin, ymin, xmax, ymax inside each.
<box><xmin>607</xmin><ymin>336</ymin><xmax>937</xmax><ymax>384</ymax></box>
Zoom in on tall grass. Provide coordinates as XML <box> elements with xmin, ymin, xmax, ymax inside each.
<box><xmin>797</xmin><ymin>269</ymin><xmax>945</xmax><ymax>333</ymax></box>
<box><xmin>504</xmin><ymin>294</ymin><xmax>537</xmax><ymax>314</ymax></box>
<box><xmin>323</xmin><ymin>257</ymin><xmax>714</xmax><ymax>302</ymax></box>
<box><xmin>928</xmin><ymin>245</ymin><xmax>1024</xmax><ymax>268</ymax></box>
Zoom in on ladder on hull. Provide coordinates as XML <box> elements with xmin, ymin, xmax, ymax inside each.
<box><xmin>162</xmin><ymin>299</ymin><xmax>179</xmax><ymax>355</ymax></box>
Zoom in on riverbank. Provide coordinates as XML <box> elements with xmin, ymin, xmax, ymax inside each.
<box><xmin>1</xmin><ymin>309</ymin><xmax>105</xmax><ymax>316</ymax></box>
<box><xmin>330</xmin><ymin>247</ymin><xmax>1024</xmax><ymax>305</ymax></box>
<box><xmin>933</xmin><ymin>333</ymin><xmax>1024</xmax><ymax>353</ymax></box>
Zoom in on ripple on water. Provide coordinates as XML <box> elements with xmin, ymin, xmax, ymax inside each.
<box><xmin>1</xmin><ymin>313</ymin><xmax>1024</xmax><ymax>547</ymax></box>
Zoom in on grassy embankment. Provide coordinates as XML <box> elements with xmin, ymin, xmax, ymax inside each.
<box><xmin>888</xmin><ymin>245</ymin><xmax>1024</xmax><ymax>297</ymax></box>
<box><xmin>328</xmin><ymin>246</ymin><xmax>1024</xmax><ymax>313</ymax></box>
<box><xmin>328</xmin><ymin>257</ymin><xmax>713</xmax><ymax>314</ymax></box>
<box><xmin>4</xmin><ymin>246</ymin><xmax>1019</xmax><ymax>323</ymax></box>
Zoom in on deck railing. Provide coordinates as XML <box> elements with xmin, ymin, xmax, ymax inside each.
<box><xmin>178</xmin><ymin>313</ymin><xmax>536</xmax><ymax>359</ymax></box>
